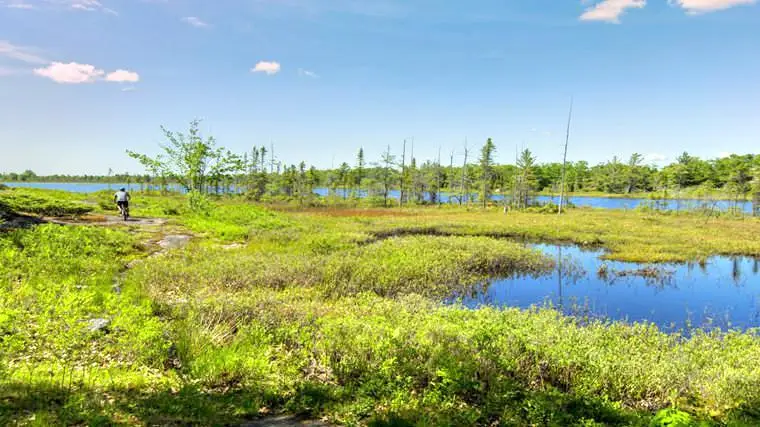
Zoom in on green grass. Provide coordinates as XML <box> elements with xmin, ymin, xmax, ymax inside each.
<box><xmin>4</xmin><ymin>192</ymin><xmax>760</xmax><ymax>425</ymax></box>
<box><xmin>312</xmin><ymin>207</ymin><xmax>760</xmax><ymax>263</ymax></box>
<box><xmin>0</xmin><ymin>188</ymin><xmax>92</xmax><ymax>217</ymax></box>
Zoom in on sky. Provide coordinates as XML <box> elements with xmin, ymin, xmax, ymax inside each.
<box><xmin>1</xmin><ymin>0</ymin><xmax>759</xmax><ymax>175</ymax></box>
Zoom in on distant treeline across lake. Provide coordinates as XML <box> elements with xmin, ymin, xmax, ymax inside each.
<box><xmin>3</xmin><ymin>181</ymin><xmax>756</xmax><ymax>214</ymax></box>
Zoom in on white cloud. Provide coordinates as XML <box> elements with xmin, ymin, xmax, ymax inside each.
<box><xmin>298</xmin><ymin>68</ymin><xmax>319</xmax><ymax>78</ymax></box>
<box><xmin>34</xmin><ymin>62</ymin><xmax>105</xmax><ymax>84</ymax></box>
<box><xmin>34</xmin><ymin>63</ymin><xmax>141</xmax><ymax>84</ymax></box>
<box><xmin>251</xmin><ymin>61</ymin><xmax>281</xmax><ymax>75</ymax></box>
<box><xmin>0</xmin><ymin>40</ymin><xmax>47</xmax><ymax>64</ymax></box>
<box><xmin>580</xmin><ymin>0</ymin><xmax>646</xmax><ymax>23</ymax></box>
<box><xmin>671</xmin><ymin>0</ymin><xmax>756</xmax><ymax>13</ymax></box>
<box><xmin>5</xmin><ymin>0</ymin><xmax>118</xmax><ymax>14</ymax></box>
<box><xmin>121</xmin><ymin>86</ymin><xmax>136</xmax><ymax>92</ymax></box>
<box><xmin>2</xmin><ymin>40</ymin><xmax>138</xmax><ymax>85</ymax></box>
<box><xmin>182</xmin><ymin>16</ymin><xmax>210</xmax><ymax>28</ymax></box>
<box><xmin>106</xmin><ymin>69</ymin><xmax>140</xmax><ymax>82</ymax></box>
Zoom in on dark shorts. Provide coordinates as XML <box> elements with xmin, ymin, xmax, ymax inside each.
<box><xmin>117</xmin><ymin>201</ymin><xmax>129</xmax><ymax>209</ymax></box>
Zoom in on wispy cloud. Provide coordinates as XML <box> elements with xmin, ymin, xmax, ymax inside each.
<box><xmin>68</xmin><ymin>0</ymin><xmax>117</xmax><ymax>14</ymax></box>
<box><xmin>298</xmin><ymin>68</ymin><xmax>319</xmax><ymax>78</ymax></box>
<box><xmin>671</xmin><ymin>0</ymin><xmax>757</xmax><ymax>13</ymax></box>
<box><xmin>0</xmin><ymin>66</ymin><xmax>24</xmax><ymax>76</ymax></box>
<box><xmin>644</xmin><ymin>153</ymin><xmax>668</xmax><ymax>163</ymax></box>
<box><xmin>251</xmin><ymin>61</ymin><xmax>281</xmax><ymax>75</ymax></box>
<box><xmin>249</xmin><ymin>0</ymin><xmax>407</xmax><ymax>18</ymax></box>
<box><xmin>580</xmin><ymin>0</ymin><xmax>646</xmax><ymax>23</ymax></box>
<box><xmin>182</xmin><ymin>16</ymin><xmax>210</xmax><ymax>28</ymax></box>
<box><xmin>2</xmin><ymin>40</ymin><xmax>139</xmax><ymax>85</ymax></box>
<box><xmin>4</xmin><ymin>0</ymin><xmax>117</xmax><ymax>14</ymax></box>
<box><xmin>3</xmin><ymin>1</ymin><xmax>36</xmax><ymax>9</ymax></box>
<box><xmin>0</xmin><ymin>40</ymin><xmax>48</xmax><ymax>64</ymax></box>
<box><xmin>121</xmin><ymin>86</ymin><xmax>137</xmax><ymax>92</ymax></box>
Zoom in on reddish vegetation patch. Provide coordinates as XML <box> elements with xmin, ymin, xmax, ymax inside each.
<box><xmin>79</xmin><ymin>214</ymin><xmax>109</xmax><ymax>223</ymax></box>
<box><xmin>299</xmin><ymin>208</ymin><xmax>416</xmax><ymax>218</ymax></box>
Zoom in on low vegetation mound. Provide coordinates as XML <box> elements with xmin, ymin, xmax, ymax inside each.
<box><xmin>322</xmin><ymin>236</ymin><xmax>553</xmax><ymax>297</ymax></box>
<box><xmin>0</xmin><ymin>190</ymin><xmax>92</xmax><ymax>217</ymax></box>
<box><xmin>129</xmin><ymin>236</ymin><xmax>554</xmax><ymax>302</ymax></box>
<box><xmin>183</xmin><ymin>204</ymin><xmax>291</xmax><ymax>241</ymax></box>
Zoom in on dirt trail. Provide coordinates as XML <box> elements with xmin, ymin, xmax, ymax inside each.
<box><xmin>44</xmin><ymin>214</ymin><xmax>168</xmax><ymax>227</ymax></box>
<box><xmin>242</xmin><ymin>416</ymin><xmax>329</xmax><ymax>427</ymax></box>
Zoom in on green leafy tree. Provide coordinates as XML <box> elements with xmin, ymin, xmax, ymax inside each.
<box><xmin>128</xmin><ymin>119</ymin><xmax>218</xmax><ymax>193</ymax></box>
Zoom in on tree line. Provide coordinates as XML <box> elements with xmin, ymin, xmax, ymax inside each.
<box><xmin>4</xmin><ymin>121</ymin><xmax>760</xmax><ymax>206</ymax></box>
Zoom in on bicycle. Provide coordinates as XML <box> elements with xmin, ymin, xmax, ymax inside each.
<box><xmin>117</xmin><ymin>203</ymin><xmax>130</xmax><ymax>221</ymax></box>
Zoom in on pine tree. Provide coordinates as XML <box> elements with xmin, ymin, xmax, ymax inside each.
<box><xmin>479</xmin><ymin>138</ymin><xmax>496</xmax><ymax>208</ymax></box>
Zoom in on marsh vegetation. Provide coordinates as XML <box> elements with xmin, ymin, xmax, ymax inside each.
<box><xmin>2</xmin><ymin>184</ymin><xmax>760</xmax><ymax>426</ymax></box>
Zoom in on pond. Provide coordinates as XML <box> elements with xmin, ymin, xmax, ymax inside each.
<box><xmin>462</xmin><ymin>244</ymin><xmax>760</xmax><ymax>332</ymax></box>
<box><xmin>4</xmin><ymin>182</ymin><xmax>755</xmax><ymax>214</ymax></box>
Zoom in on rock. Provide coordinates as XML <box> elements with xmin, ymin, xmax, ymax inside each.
<box><xmin>87</xmin><ymin>318</ymin><xmax>111</xmax><ymax>333</ymax></box>
<box><xmin>157</xmin><ymin>234</ymin><xmax>192</xmax><ymax>250</ymax></box>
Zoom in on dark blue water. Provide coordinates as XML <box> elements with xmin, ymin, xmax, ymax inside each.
<box><xmin>464</xmin><ymin>244</ymin><xmax>760</xmax><ymax>331</ymax></box>
<box><xmin>314</xmin><ymin>188</ymin><xmax>753</xmax><ymax>213</ymax></box>
<box><xmin>3</xmin><ymin>182</ymin><xmax>161</xmax><ymax>193</ymax></box>
<box><xmin>4</xmin><ymin>182</ymin><xmax>754</xmax><ymax>214</ymax></box>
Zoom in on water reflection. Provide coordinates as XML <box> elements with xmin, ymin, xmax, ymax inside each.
<box><xmin>462</xmin><ymin>244</ymin><xmax>760</xmax><ymax>332</ymax></box>
<box><xmin>4</xmin><ymin>182</ymin><xmax>756</xmax><ymax>214</ymax></box>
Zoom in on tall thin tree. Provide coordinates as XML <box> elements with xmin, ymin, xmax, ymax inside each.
<box><xmin>479</xmin><ymin>138</ymin><xmax>496</xmax><ymax>208</ymax></box>
<box><xmin>437</xmin><ymin>147</ymin><xmax>442</xmax><ymax>207</ymax></box>
<box><xmin>558</xmin><ymin>98</ymin><xmax>574</xmax><ymax>215</ymax></box>
<box><xmin>399</xmin><ymin>139</ymin><xmax>407</xmax><ymax>207</ymax></box>
<box><xmin>460</xmin><ymin>139</ymin><xmax>469</xmax><ymax>206</ymax></box>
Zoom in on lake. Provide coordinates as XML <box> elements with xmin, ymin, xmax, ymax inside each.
<box><xmin>3</xmin><ymin>181</ymin><xmax>755</xmax><ymax>214</ymax></box>
<box><xmin>463</xmin><ymin>244</ymin><xmax>760</xmax><ymax>332</ymax></box>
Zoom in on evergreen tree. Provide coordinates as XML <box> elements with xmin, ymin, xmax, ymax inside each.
<box><xmin>479</xmin><ymin>138</ymin><xmax>496</xmax><ymax>208</ymax></box>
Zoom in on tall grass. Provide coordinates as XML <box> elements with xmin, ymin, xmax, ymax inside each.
<box><xmin>5</xmin><ymin>193</ymin><xmax>760</xmax><ymax>425</ymax></box>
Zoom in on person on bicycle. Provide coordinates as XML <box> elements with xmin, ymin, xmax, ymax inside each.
<box><xmin>114</xmin><ymin>187</ymin><xmax>130</xmax><ymax>215</ymax></box>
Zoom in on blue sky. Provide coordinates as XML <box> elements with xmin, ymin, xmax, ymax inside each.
<box><xmin>1</xmin><ymin>0</ymin><xmax>759</xmax><ymax>175</ymax></box>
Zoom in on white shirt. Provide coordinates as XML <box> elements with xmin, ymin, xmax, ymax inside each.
<box><xmin>114</xmin><ymin>191</ymin><xmax>129</xmax><ymax>202</ymax></box>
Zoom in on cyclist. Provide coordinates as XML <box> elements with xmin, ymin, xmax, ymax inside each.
<box><xmin>114</xmin><ymin>187</ymin><xmax>131</xmax><ymax>218</ymax></box>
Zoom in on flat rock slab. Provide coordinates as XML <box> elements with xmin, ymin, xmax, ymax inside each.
<box><xmin>242</xmin><ymin>416</ymin><xmax>329</xmax><ymax>427</ymax></box>
<box><xmin>157</xmin><ymin>234</ymin><xmax>192</xmax><ymax>250</ymax></box>
<box><xmin>42</xmin><ymin>215</ymin><xmax>168</xmax><ymax>227</ymax></box>
<box><xmin>103</xmin><ymin>216</ymin><xmax>168</xmax><ymax>226</ymax></box>
<box><xmin>87</xmin><ymin>318</ymin><xmax>111</xmax><ymax>333</ymax></box>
